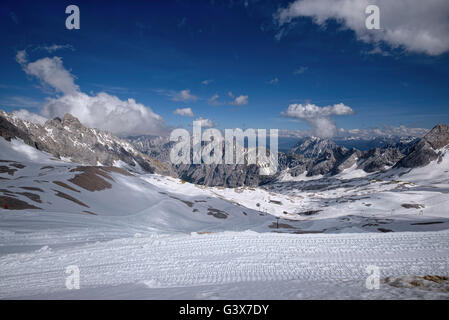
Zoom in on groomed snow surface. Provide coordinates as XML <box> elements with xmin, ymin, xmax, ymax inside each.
<box><xmin>1</xmin><ymin>230</ymin><xmax>449</xmax><ymax>299</ymax></box>
<box><xmin>1</xmin><ymin>138</ymin><xmax>449</xmax><ymax>299</ymax></box>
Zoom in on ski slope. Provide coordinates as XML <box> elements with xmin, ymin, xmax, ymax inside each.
<box><xmin>1</xmin><ymin>230</ymin><xmax>448</xmax><ymax>299</ymax></box>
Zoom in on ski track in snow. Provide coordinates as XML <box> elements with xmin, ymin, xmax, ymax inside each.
<box><xmin>1</xmin><ymin>230</ymin><xmax>448</xmax><ymax>299</ymax></box>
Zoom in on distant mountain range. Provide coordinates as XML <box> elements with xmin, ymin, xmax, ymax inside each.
<box><xmin>1</xmin><ymin>109</ymin><xmax>448</xmax><ymax>188</ymax></box>
<box><xmin>127</xmin><ymin>121</ymin><xmax>448</xmax><ymax>187</ymax></box>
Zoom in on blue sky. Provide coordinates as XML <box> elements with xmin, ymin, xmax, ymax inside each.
<box><xmin>0</xmin><ymin>0</ymin><xmax>448</xmax><ymax>137</ymax></box>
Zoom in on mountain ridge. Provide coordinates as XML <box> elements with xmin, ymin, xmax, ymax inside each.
<box><xmin>0</xmin><ymin>110</ymin><xmax>174</xmax><ymax>176</ymax></box>
<box><xmin>2</xmin><ymin>109</ymin><xmax>448</xmax><ymax>188</ymax></box>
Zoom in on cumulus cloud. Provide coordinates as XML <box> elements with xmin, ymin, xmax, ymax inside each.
<box><xmin>17</xmin><ymin>50</ymin><xmax>168</xmax><ymax>137</ymax></box>
<box><xmin>11</xmin><ymin>109</ymin><xmax>47</xmax><ymax>125</ymax></box>
<box><xmin>275</xmin><ymin>0</ymin><xmax>449</xmax><ymax>56</ymax></box>
<box><xmin>281</xmin><ymin>102</ymin><xmax>354</xmax><ymax>138</ymax></box>
<box><xmin>16</xmin><ymin>50</ymin><xmax>79</xmax><ymax>94</ymax></box>
<box><xmin>173</xmin><ymin>107</ymin><xmax>194</xmax><ymax>117</ymax></box>
<box><xmin>41</xmin><ymin>92</ymin><xmax>168</xmax><ymax>136</ymax></box>
<box><xmin>194</xmin><ymin>117</ymin><xmax>216</xmax><ymax>128</ymax></box>
<box><xmin>230</xmin><ymin>95</ymin><xmax>249</xmax><ymax>106</ymax></box>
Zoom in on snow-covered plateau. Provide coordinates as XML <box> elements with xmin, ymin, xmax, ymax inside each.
<box><xmin>1</xmin><ymin>137</ymin><xmax>449</xmax><ymax>299</ymax></box>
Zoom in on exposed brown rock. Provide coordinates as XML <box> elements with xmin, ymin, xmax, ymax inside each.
<box><xmin>83</xmin><ymin>210</ymin><xmax>97</xmax><ymax>215</ymax></box>
<box><xmin>0</xmin><ymin>196</ymin><xmax>41</xmax><ymax>210</ymax></box>
<box><xmin>401</xmin><ymin>203</ymin><xmax>424</xmax><ymax>209</ymax></box>
<box><xmin>0</xmin><ymin>166</ymin><xmax>17</xmax><ymax>176</ymax></box>
<box><xmin>10</xmin><ymin>163</ymin><xmax>25</xmax><ymax>169</ymax></box>
<box><xmin>17</xmin><ymin>192</ymin><xmax>42</xmax><ymax>203</ymax></box>
<box><xmin>19</xmin><ymin>187</ymin><xmax>44</xmax><ymax>192</ymax></box>
<box><xmin>207</xmin><ymin>208</ymin><xmax>228</xmax><ymax>219</ymax></box>
<box><xmin>68</xmin><ymin>167</ymin><xmax>114</xmax><ymax>192</ymax></box>
<box><xmin>53</xmin><ymin>181</ymin><xmax>80</xmax><ymax>193</ymax></box>
<box><xmin>53</xmin><ymin>189</ymin><xmax>89</xmax><ymax>208</ymax></box>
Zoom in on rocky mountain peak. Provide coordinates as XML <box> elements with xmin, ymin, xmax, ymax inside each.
<box><xmin>62</xmin><ymin>113</ymin><xmax>83</xmax><ymax>129</ymax></box>
<box><xmin>0</xmin><ymin>110</ymin><xmax>174</xmax><ymax>176</ymax></box>
<box><xmin>395</xmin><ymin>123</ymin><xmax>449</xmax><ymax>169</ymax></box>
<box><xmin>289</xmin><ymin>137</ymin><xmax>338</xmax><ymax>158</ymax></box>
<box><xmin>422</xmin><ymin>123</ymin><xmax>449</xmax><ymax>150</ymax></box>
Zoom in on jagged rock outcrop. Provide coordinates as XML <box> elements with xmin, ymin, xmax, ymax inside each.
<box><xmin>128</xmin><ymin>135</ymin><xmax>278</xmax><ymax>187</ymax></box>
<box><xmin>307</xmin><ymin>147</ymin><xmax>360</xmax><ymax>176</ymax></box>
<box><xmin>128</xmin><ymin>135</ymin><xmax>174</xmax><ymax>164</ymax></box>
<box><xmin>289</xmin><ymin>137</ymin><xmax>337</xmax><ymax>158</ymax></box>
<box><xmin>176</xmin><ymin>163</ymin><xmax>271</xmax><ymax>187</ymax></box>
<box><xmin>357</xmin><ymin>148</ymin><xmax>404</xmax><ymax>172</ymax></box>
<box><xmin>0</xmin><ymin>110</ymin><xmax>174</xmax><ymax>176</ymax></box>
<box><xmin>395</xmin><ymin>124</ymin><xmax>449</xmax><ymax>168</ymax></box>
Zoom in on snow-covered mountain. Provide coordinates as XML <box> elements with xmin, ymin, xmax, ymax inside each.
<box><xmin>289</xmin><ymin>137</ymin><xmax>338</xmax><ymax>158</ymax></box>
<box><xmin>128</xmin><ymin>135</ymin><xmax>277</xmax><ymax>187</ymax></box>
<box><xmin>2</xmin><ymin>110</ymin><xmax>447</xmax><ymax>190</ymax></box>
<box><xmin>0</xmin><ymin>110</ymin><xmax>173</xmax><ymax>176</ymax></box>
<box><xmin>126</xmin><ymin>125</ymin><xmax>447</xmax><ymax>187</ymax></box>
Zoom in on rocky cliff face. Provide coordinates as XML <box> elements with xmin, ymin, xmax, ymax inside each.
<box><xmin>289</xmin><ymin>137</ymin><xmax>338</xmax><ymax>158</ymax></box>
<box><xmin>358</xmin><ymin>148</ymin><xmax>404</xmax><ymax>172</ymax></box>
<box><xmin>0</xmin><ymin>110</ymin><xmax>174</xmax><ymax>176</ymax></box>
<box><xmin>395</xmin><ymin>124</ymin><xmax>449</xmax><ymax>168</ymax></box>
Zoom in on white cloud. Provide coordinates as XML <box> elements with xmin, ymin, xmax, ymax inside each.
<box><xmin>155</xmin><ymin>88</ymin><xmax>198</xmax><ymax>102</ymax></box>
<box><xmin>15</xmin><ymin>50</ymin><xmax>27</xmax><ymax>65</ymax></box>
<box><xmin>17</xmin><ymin>50</ymin><xmax>168</xmax><ymax>137</ymax></box>
<box><xmin>173</xmin><ymin>107</ymin><xmax>194</xmax><ymax>117</ymax></box>
<box><xmin>281</xmin><ymin>102</ymin><xmax>354</xmax><ymax>138</ymax></box>
<box><xmin>41</xmin><ymin>92</ymin><xmax>168</xmax><ymax>136</ymax></box>
<box><xmin>208</xmin><ymin>93</ymin><xmax>249</xmax><ymax>106</ymax></box>
<box><xmin>16</xmin><ymin>51</ymin><xmax>79</xmax><ymax>95</ymax></box>
<box><xmin>268</xmin><ymin>77</ymin><xmax>279</xmax><ymax>84</ymax></box>
<box><xmin>172</xmin><ymin>89</ymin><xmax>198</xmax><ymax>102</ymax></box>
<box><xmin>194</xmin><ymin>117</ymin><xmax>215</xmax><ymax>128</ymax></box>
<box><xmin>201</xmin><ymin>79</ymin><xmax>213</xmax><ymax>85</ymax></box>
<box><xmin>293</xmin><ymin>66</ymin><xmax>307</xmax><ymax>75</ymax></box>
<box><xmin>36</xmin><ymin>44</ymin><xmax>74</xmax><ymax>53</ymax></box>
<box><xmin>208</xmin><ymin>93</ymin><xmax>221</xmax><ymax>106</ymax></box>
<box><xmin>11</xmin><ymin>109</ymin><xmax>47</xmax><ymax>125</ymax></box>
<box><xmin>230</xmin><ymin>95</ymin><xmax>249</xmax><ymax>106</ymax></box>
<box><xmin>275</xmin><ymin>0</ymin><xmax>449</xmax><ymax>56</ymax></box>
